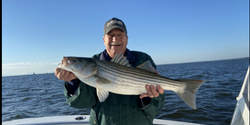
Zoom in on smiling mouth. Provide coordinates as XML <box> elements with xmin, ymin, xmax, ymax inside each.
<box><xmin>110</xmin><ymin>43</ymin><xmax>122</xmax><ymax>46</ymax></box>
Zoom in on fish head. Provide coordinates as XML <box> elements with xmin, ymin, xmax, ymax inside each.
<box><xmin>60</xmin><ymin>57</ymin><xmax>97</xmax><ymax>78</ymax></box>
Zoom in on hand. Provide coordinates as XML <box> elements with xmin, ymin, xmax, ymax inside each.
<box><xmin>140</xmin><ymin>84</ymin><xmax>164</xmax><ymax>99</ymax></box>
<box><xmin>55</xmin><ymin>68</ymin><xmax>77</xmax><ymax>81</ymax></box>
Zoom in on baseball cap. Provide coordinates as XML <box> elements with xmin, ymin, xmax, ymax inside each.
<box><xmin>104</xmin><ymin>17</ymin><xmax>127</xmax><ymax>36</ymax></box>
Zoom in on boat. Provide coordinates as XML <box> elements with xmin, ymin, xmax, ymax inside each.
<box><xmin>2</xmin><ymin>115</ymin><xmax>203</xmax><ymax>125</ymax></box>
<box><xmin>230</xmin><ymin>66</ymin><xmax>249</xmax><ymax>125</ymax></box>
<box><xmin>3</xmin><ymin>67</ymin><xmax>249</xmax><ymax>125</ymax></box>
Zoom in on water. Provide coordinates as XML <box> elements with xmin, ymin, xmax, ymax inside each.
<box><xmin>2</xmin><ymin>58</ymin><xmax>249</xmax><ymax>125</ymax></box>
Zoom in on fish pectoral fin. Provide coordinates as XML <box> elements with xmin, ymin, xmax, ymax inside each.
<box><xmin>136</xmin><ymin>60</ymin><xmax>158</xmax><ymax>73</ymax></box>
<box><xmin>97</xmin><ymin>88</ymin><xmax>109</xmax><ymax>102</ymax></box>
<box><xmin>95</xmin><ymin>75</ymin><xmax>111</xmax><ymax>84</ymax></box>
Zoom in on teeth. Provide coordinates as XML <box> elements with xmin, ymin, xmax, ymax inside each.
<box><xmin>110</xmin><ymin>43</ymin><xmax>121</xmax><ymax>46</ymax></box>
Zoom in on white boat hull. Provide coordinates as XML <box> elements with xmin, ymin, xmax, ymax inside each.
<box><xmin>2</xmin><ymin>115</ymin><xmax>203</xmax><ymax>125</ymax></box>
<box><xmin>231</xmin><ymin>67</ymin><xmax>249</xmax><ymax>125</ymax></box>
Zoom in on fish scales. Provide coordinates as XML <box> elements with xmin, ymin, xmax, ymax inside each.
<box><xmin>97</xmin><ymin>60</ymin><xmax>181</xmax><ymax>88</ymax></box>
<box><xmin>95</xmin><ymin>59</ymin><xmax>181</xmax><ymax>90</ymax></box>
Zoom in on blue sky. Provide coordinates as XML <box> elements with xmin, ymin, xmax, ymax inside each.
<box><xmin>2</xmin><ymin>0</ymin><xmax>249</xmax><ymax>76</ymax></box>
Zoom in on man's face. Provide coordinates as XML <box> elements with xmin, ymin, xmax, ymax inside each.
<box><xmin>103</xmin><ymin>28</ymin><xmax>128</xmax><ymax>58</ymax></box>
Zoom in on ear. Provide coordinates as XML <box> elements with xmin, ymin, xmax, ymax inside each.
<box><xmin>125</xmin><ymin>35</ymin><xmax>128</xmax><ymax>46</ymax></box>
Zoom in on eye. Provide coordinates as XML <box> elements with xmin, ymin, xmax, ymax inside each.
<box><xmin>118</xmin><ymin>34</ymin><xmax>123</xmax><ymax>37</ymax></box>
<box><xmin>108</xmin><ymin>34</ymin><xmax>114</xmax><ymax>37</ymax></box>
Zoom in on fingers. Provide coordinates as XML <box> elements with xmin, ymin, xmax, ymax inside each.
<box><xmin>55</xmin><ymin>68</ymin><xmax>77</xmax><ymax>81</ymax></box>
<box><xmin>55</xmin><ymin>68</ymin><xmax>65</xmax><ymax>80</ymax></box>
<box><xmin>140</xmin><ymin>84</ymin><xmax>164</xmax><ymax>99</ymax></box>
<box><xmin>145</xmin><ymin>85</ymin><xmax>154</xmax><ymax>98</ymax></box>
<box><xmin>156</xmin><ymin>84</ymin><xmax>164</xmax><ymax>94</ymax></box>
<box><xmin>68</xmin><ymin>72</ymin><xmax>77</xmax><ymax>81</ymax></box>
<box><xmin>55</xmin><ymin>68</ymin><xmax>62</xmax><ymax>79</ymax></box>
<box><xmin>140</xmin><ymin>93</ymin><xmax>149</xmax><ymax>99</ymax></box>
<box><xmin>150</xmin><ymin>85</ymin><xmax>159</xmax><ymax>97</ymax></box>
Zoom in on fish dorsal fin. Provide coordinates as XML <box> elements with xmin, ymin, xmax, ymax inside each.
<box><xmin>136</xmin><ymin>60</ymin><xmax>158</xmax><ymax>73</ymax></box>
<box><xmin>111</xmin><ymin>53</ymin><xmax>131</xmax><ymax>67</ymax></box>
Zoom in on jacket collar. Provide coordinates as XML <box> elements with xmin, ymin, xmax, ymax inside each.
<box><xmin>100</xmin><ymin>49</ymin><xmax>135</xmax><ymax>63</ymax></box>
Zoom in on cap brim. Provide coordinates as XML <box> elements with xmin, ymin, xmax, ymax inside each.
<box><xmin>105</xmin><ymin>26</ymin><xmax>126</xmax><ymax>35</ymax></box>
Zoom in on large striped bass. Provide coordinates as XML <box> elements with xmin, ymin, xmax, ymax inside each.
<box><xmin>58</xmin><ymin>53</ymin><xmax>205</xmax><ymax>109</ymax></box>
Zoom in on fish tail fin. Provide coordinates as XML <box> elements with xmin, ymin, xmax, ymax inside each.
<box><xmin>175</xmin><ymin>79</ymin><xmax>205</xmax><ymax>110</ymax></box>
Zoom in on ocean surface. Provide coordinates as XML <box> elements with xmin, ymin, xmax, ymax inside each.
<box><xmin>2</xmin><ymin>58</ymin><xmax>249</xmax><ymax>125</ymax></box>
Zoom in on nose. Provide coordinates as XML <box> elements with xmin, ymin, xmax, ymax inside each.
<box><xmin>112</xmin><ymin>35</ymin><xmax>118</xmax><ymax>42</ymax></box>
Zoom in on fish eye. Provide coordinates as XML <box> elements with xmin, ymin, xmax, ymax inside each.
<box><xmin>71</xmin><ymin>58</ymin><xmax>77</xmax><ymax>62</ymax></box>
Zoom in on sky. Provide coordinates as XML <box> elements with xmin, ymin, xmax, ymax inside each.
<box><xmin>2</xmin><ymin>0</ymin><xmax>249</xmax><ymax>76</ymax></box>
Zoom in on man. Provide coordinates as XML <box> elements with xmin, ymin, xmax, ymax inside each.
<box><xmin>55</xmin><ymin>17</ymin><xmax>165</xmax><ymax>125</ymax></box>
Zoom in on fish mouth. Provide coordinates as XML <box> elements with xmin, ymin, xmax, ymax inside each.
<box><xmin>60</xmin><ymin>57</ymin><xmax>68</xmax><ymax>67</ymax></box>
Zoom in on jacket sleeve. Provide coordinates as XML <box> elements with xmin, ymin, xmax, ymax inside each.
<box><xmin>64</xmin><ymin>81</ymin><xmax>98</xmax><ymax>109</ymax></box>
<box><xmin>141</xmin><ymin>93</ymin><xmax>165</xmax><ymax>119</ymax></box>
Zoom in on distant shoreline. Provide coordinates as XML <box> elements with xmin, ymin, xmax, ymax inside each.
<box><xmin>157</xmin><ymin>57</ymin><xmax>249</xmax><ymax>66</ymax></box>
